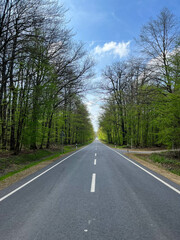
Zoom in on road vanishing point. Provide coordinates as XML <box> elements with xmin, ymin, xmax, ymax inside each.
<box><xmin>0</xmin><ymin>140</ymin><xmax>180</xmax><ymax>240</ymax></box>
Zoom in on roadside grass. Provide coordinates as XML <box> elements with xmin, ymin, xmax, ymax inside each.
<box><xmin>136</xmin><ymin>151</ymin><xmax>180</xmax><ymax>176</ymax></box>
<box><xmin>0</xmin><ymin>145</ymin><xmax>79</xmax><ymax>181</ymax></box>
<box><xmin>0</xmin><ymin>149</ymin><xmax>52</xmax><ymax>172</ymax></box>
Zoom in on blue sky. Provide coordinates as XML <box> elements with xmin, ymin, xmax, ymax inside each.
<box><xmin>62</xmin><ymin>0</ymin><xmax>180</xmax><ymax>131</ymax></box>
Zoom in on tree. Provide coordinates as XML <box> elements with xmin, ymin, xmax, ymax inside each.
<box><xmin>0</xmin><ymin>0</ymin><xmax>95</xmax><ymax>153</ymax></box>
<box><xmin>99</xmin><ymin>9</ymin><xmax>180</xmax><ymax>149</ymax></box>
<box><xmin>137</xmin><ymin>8</ymin><xmax>179</xmax><ymax>93</ymax></box>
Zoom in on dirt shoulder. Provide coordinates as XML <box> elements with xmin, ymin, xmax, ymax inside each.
<box><xmin>125</xmin><ymin>153</ymin><xmax>180</xmax><ymax>186</ymax></box>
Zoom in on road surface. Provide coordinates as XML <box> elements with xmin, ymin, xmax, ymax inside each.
<box><xmin>0</xmin><ymin>140</ymin><xmax>180</xmax><ymax>240</ymax></box>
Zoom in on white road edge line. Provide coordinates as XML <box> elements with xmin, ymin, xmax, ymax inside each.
<box><xmin>90</xmin><ymin>173</ymin><xmax>96</xmax><ymax>192</ymax></box>
<box><xmin>0</xmin><ymin>145</ymin><xmax>88</xmax><ymax>202</ymax></box>
<box><xmin>94</xmin><ymin>159</ymin><xmax>96</xmax><ymax>165</ymax></box>
<box><xmin>105</xmin><ymin>145</ymin><xmax>180</xmax><ymax>195</ymax></box>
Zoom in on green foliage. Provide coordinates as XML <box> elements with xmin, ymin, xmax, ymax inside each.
<box><xmin>0</xmin><ymin>1</ymin><xmax>94</xmax><ymax>153</ymax></box>
<box><xmin>98</xmin><ymin>9</ymin><xmax>180</xmax><ymax>149</ymax></box>
<box><xmin>97</xmin><ymin>127</ymin><xmax>107</xmax><ymax>142</ymax></box>
<box><xmin>99</xmin><ymin>42</ymin><xmax>180</xmax><ymax>149</ymax></box>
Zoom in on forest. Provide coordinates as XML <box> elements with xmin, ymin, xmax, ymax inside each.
<box><xmin>98</xmin><ymin>9</ymin><xmax>180</xmax><ymax>149</ymax></box>
<box><xmin>0</xmin><ymin>0</ymin><xmax>95</xmax><ymax>155</ymax></box>
<box><xmin>1</xmin><ymin>1</ymin><xmax>180</xmax><ymax>156</ymax></box>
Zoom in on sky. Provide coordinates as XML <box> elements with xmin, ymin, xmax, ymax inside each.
<box><xmin>62</xmin><ymin>0</ymin><xmax>180</xmax><ymax>132</ymax></box>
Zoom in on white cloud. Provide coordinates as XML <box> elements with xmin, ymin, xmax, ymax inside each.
<box><xmin>85</xmin><ymin>100</ymin><xmax>94</xmax><ymax>107</ymax></box>
<box><xmin>94</xmin><ymin>41</ymin><xmax>130</xmax><ymax>58</ymax></box>
<box><xmin>89</xmin><ymin>41</ymin><xmax>95</xmax><ymax>47</ymax></box>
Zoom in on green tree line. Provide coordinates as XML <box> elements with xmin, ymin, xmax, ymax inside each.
<box><xmin>98</xmin><ymin>9</ymin><xmax>180</xmax><ymax>149</ymax></box>
<box><xmin>0</xmin><ymin>0</ymin><xmax>94</xmax><ymax>154</ymax></box>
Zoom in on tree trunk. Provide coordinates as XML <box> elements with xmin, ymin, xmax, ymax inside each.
<box><xmin>46</xmin><ymin>112</ymin><xmax>54</xmax><ymax>148</ymax></box>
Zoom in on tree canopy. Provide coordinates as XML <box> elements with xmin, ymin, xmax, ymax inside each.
<box><xmin>0</xmin><ymin>0</ymin><xmax>95</xmax><ymax>153</ymax></box>
<box><xmin>98</xmin><ymin>9</ymin><xmax>180</xmax><ymax>149</ymax></box>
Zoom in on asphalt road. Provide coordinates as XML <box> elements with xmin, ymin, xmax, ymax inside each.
<box><xmin>0</xmin><ymin>140</ymin><xmax>180</xmax><ymax>240</ymax></box>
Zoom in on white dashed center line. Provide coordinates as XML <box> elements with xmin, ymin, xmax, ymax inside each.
<box><xmin>90</xmin><ymin>173</ymin><xmax>96</xmax><ymax>193</ymax></box>
<box><xmin>94</xmin><ymin>159</ymin><xmax>96</xmax><ymax>165</ymax></box>
<box><xmin>95</xmin><ymin>153</ymin><xmax>97</xmax><ymax>157</ymax></box>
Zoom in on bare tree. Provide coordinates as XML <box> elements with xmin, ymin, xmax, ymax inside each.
<box><xmin>137</xmin><ymin>8</ymin><xmax>179</xmax><ymax>93</ymax></box>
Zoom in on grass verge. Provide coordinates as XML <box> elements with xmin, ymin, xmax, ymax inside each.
<box><xmin>149</xmin><ymin>152</ymin><xmax>180</xmax><ymax>176</ymax></box>
<box><xmin>0</xmin><ymin>145</ymin><xmax>77</xmax><ymax>181</ymax></box>
<box><xmin>134</xmin><ymin>151</ymin><xmax>180</xmax><ymax>176</ymax></box>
